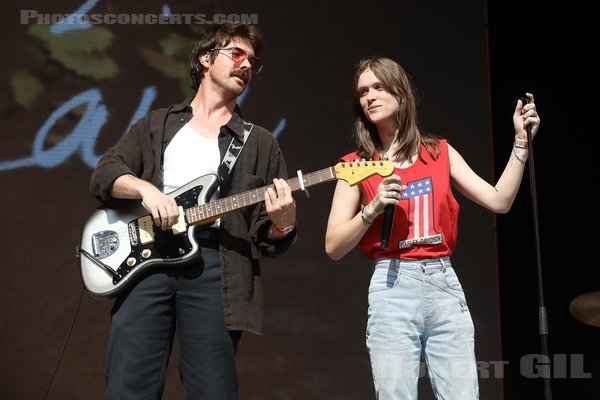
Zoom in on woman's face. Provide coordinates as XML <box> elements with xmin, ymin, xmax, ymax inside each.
<box><xmin>357</xmin><ymin>69</ymin><xmax>401</xmax><ymax>126</ymax></box>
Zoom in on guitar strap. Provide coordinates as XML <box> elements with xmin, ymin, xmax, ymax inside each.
<box><xmin>216</xmin><ymin>121</ymin><xmax>254</xmax><ymax>184</ymax></box>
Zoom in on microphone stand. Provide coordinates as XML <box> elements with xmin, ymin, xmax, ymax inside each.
<box><xmin>523</xmin><ymin>103</ymin><xmax>552</xmax><ymax>400</ymax></box>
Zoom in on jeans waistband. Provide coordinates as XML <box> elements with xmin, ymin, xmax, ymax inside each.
<box><xmin>374</xmin><ymin>256</ymin><xmax>451</xmax><ymax>270</ymax></box>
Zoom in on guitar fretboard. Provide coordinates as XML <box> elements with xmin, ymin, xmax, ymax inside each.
<box><xmin>185</xmin><ymin>167</ymin><xmax>336</xmax><ymax>225</ymax></box>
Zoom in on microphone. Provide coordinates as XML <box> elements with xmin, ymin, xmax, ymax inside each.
<box><xmin>380</xmin><ymin>204</ymin><xmax>395</xmax><ymax>249</ymax></box>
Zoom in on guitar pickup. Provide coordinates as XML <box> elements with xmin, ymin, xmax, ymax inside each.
<box><xmin>172</xmin><ymin>206</ymin><xmax>187</xmax><ymax>235</ymax></box>
<box><xmin>138</xmin><ymin>215</ymin><xmax>155</xmax><ymax>245</ymax></box>
<box><xmin>138</xmin><ymin>206</ymin><xmax>186</xmax><ymax>245</ymax></box>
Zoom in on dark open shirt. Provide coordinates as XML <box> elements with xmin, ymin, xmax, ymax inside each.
<box><xmin>90</xmin><ymin>98</ymin><xmax>295</xmax><ymax>334</ymax></box>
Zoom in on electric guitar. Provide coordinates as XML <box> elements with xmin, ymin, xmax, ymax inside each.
<box><xmin>78</xmin><ymin>160</ymin><xmax>394</xmax><ymax>298</ymax></box>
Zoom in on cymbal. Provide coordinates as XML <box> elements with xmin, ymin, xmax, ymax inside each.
<box><xmin>569</xmin><ymin>291</ymin><xmax>600</xmax><ymax>328</ymax></box>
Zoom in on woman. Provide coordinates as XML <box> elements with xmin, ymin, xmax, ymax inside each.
<box><xmin>325</xmin><ymin>57</ymin><xmax>540</xmax><ymax>399</ymax></box>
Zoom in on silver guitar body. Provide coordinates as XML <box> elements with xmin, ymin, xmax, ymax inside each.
<box><xmin>79</xmin><ymin>174</ymin><xmax>218</xmax><ymax>298</ymax></box>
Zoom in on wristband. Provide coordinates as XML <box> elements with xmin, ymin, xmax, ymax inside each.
<box><xmin>514</xmin><ymin>137</ymin><xmax>528</xmax><ymax>149</ymax></box>
<box><xmin>512</xmin><ymin>146</ymin><xmax>527</xmax><ymax>162</ymax></box>
<box><xmin>275</xmin><ymin>223</ymin><xmax>296</xmax><ymax>235</ymax></box>
<box><xmin>361</xmin><ymin>206</ymin><xmax>373</xmax><ymax>225</ymax></box>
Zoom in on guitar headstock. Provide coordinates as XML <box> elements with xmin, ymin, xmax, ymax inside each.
<box><xmin>334</xmin><ymin>160</ymin><xmax>394</xmax><ymax>186</ymax></box>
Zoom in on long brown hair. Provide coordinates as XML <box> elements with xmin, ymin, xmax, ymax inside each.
<box><xmin>351</xmin><ymin>57</ymin><xmax>439</xmax><ymax>161</ymax></box>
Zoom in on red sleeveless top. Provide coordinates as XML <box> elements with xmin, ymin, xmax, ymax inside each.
<box><xmin>341</xmin><ymin>139</ymin><xmax>459</xmax><ymax>260</ymax></box>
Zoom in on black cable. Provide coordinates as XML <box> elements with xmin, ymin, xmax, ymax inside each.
<box><xmin>43</xmin><ymin>286</ymin><xmax>85</xmax><ymax>400</ymax></box>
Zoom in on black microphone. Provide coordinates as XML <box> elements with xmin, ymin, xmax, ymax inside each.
<box><xmin>380</xmin><ymin>204</ymin><xmax>395</xmax><ymax>249</ymax></box>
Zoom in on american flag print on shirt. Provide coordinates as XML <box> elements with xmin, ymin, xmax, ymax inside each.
<box><xmin>398</xmin><ymin>177</ymin><xmax>442</xmax><ymax>249</ymax></box>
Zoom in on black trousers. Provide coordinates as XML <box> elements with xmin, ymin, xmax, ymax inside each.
<box><xmin>105</xmin><ymin>237</ymin><xmax>239</xmax><ymax>400</ymax></box>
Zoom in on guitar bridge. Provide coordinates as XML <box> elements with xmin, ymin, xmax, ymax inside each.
<box><xmin>91</xmin><ymin>230</ymin><xmax>120</xmax><ymax>259</ymax></box>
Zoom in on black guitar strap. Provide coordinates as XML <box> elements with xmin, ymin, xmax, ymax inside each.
<box><xmin>216</xmin><ymin>121</ymin><xmax>254</xmax><ymax>184</ymax></box>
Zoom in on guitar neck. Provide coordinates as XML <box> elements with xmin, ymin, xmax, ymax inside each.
<box><xmin>185</xmin><ymin>167</ymin><xmax>337</xmax><ymax>225</ymax></box>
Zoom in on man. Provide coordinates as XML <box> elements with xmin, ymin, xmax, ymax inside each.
<box><xmin>90</xmin><ymin>22</ymin><xmax>297</xmax><ymax>399</ymax></box>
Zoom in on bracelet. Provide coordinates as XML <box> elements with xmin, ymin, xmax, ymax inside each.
<box><xmin>514</xmin><ymin>137</ymin><xmax>528</xmax><ymax>149</ymax></box>
<box><xmin>361</xmin><ymin>206</ymin><xmax>373</xmax><ymax>225</ymax></box>
<box><xmin>275</xmin><ymin>223</ymin><xmax>296</xmax><ymax>235</ymax></box>
<box><xmin>512</xmin><ymin>146</ymin><xmax>528</xmax><ymax>163</ymax></box>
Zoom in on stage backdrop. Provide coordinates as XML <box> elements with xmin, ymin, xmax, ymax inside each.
<box><xmin>0</xmin><ymin>1</ymin><xmax>499</xmax><ymax>399</ymax></box>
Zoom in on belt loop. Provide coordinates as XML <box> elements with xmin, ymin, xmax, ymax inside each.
<box><xmin>440</xmin><ymin>257</ymin><xmax>447</xmax><ymax>272</ymax></box>
<box><xmin>392</xmin><ymin>258</ymin><xmax>401</xmax><ymax>273</ymax></box>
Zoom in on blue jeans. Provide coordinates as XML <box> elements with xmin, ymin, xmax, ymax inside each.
<box><xmin>366</xmin><ymin>257</ymin><xmax>479</xmax><ymax>400</ymax></box>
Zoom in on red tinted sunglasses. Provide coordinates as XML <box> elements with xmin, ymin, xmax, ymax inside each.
<box><xmin>209</xmin><ymin>47</ymin><xmax>263</xmax><ymax>74</ymax></box>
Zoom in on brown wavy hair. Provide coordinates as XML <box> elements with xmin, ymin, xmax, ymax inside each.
<box><xmin>190</xmin><ymin>22</ymin><xmax>263</xmax><ymax>91</ymax></box>
<box><xmin>351</xmin><ymin>57</ymin><xmax>440</xmax><ymax>162</ymax></box>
